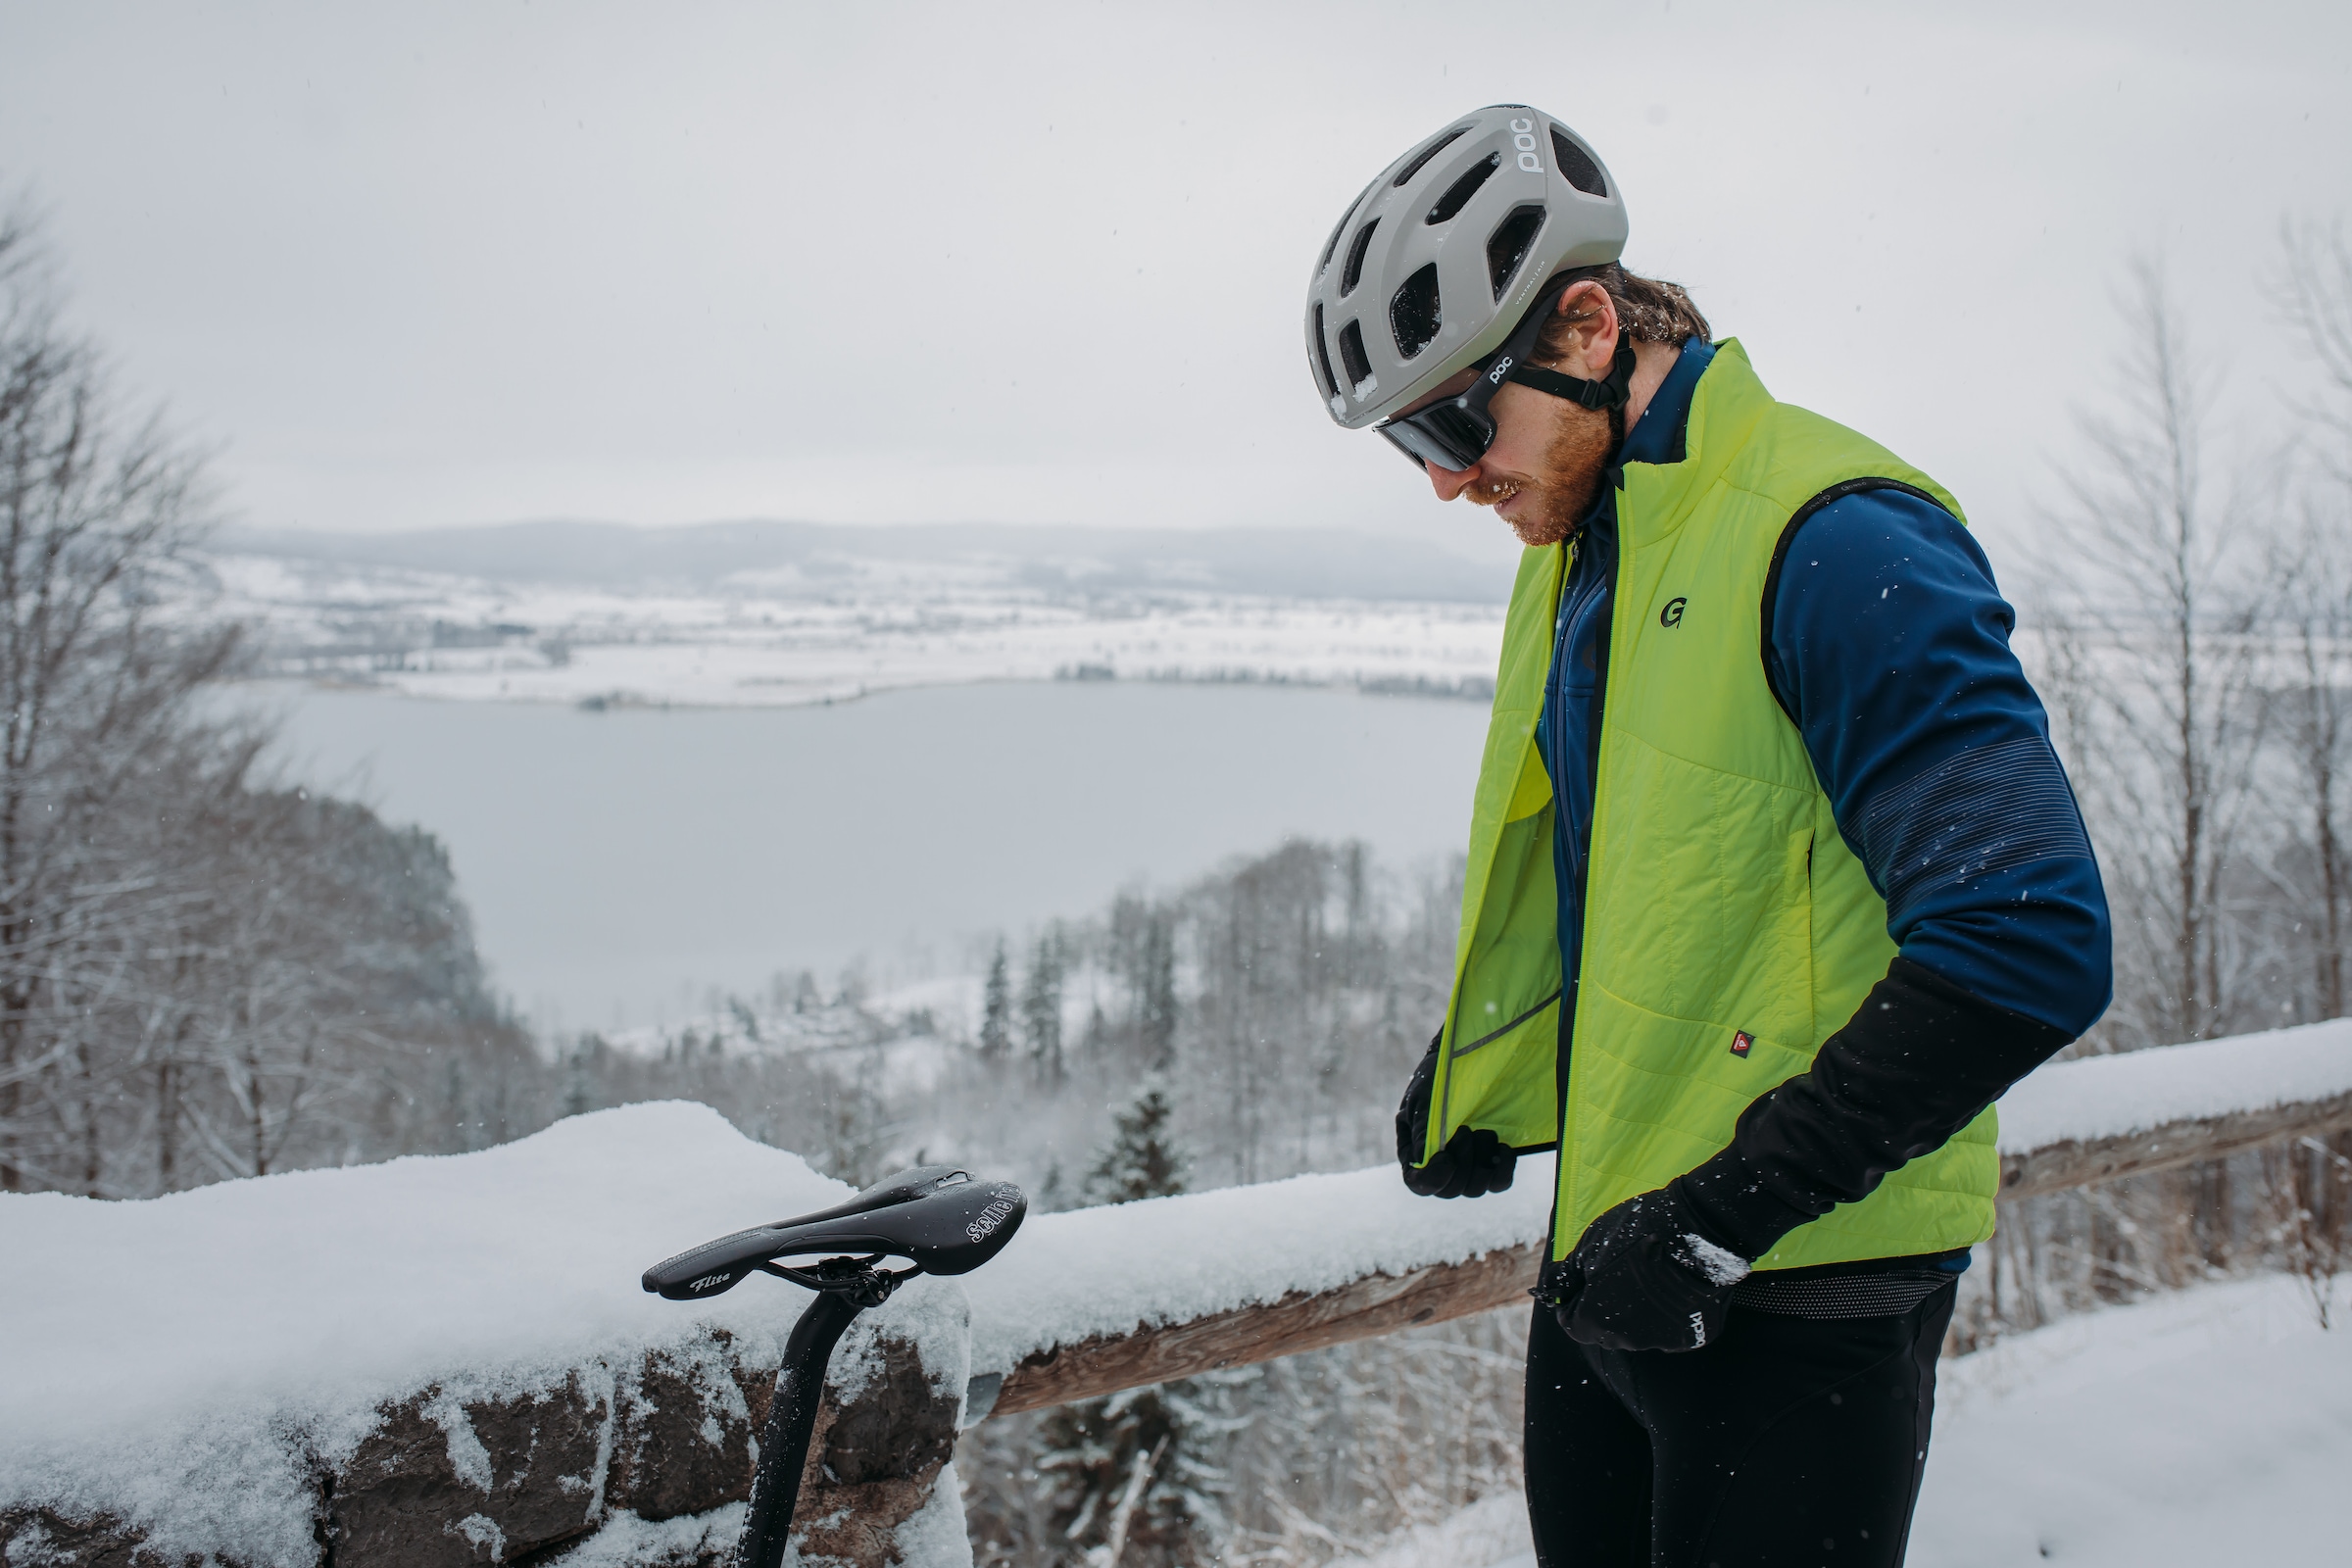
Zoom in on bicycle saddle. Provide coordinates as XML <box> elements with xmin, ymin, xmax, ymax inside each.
<box><xmin>642</xmin><ymin>1164</ymin><xmax>1026</xmax><ymax>1301</ymax></box>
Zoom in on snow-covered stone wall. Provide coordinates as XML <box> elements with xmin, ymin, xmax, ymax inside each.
<box><xmin>0</xmin><ymin>1105</ymin><xmax>972</xmax><ymax>1568</ymax></box>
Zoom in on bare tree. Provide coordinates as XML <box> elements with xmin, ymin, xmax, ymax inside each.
<box><xmin>0</xmin><ymin>201</ymin><xmax>241</xmax><ymax>1190</ymax></box>
<box><xmin>2282</xmin><ymin>218</ymin><xmax>2352</xmax><ymax>469</ymax></box>
<box><xmin>0</xmin><ymin>199</ymin><xmax>535</xmax><ymax>1197</ymax></box>
<box><xmin>2263</xmin><ymin>501</ymin><xmax>2352</xmax><ymax>1020</ymax></box>
<box><xmin>2255</xmin><ymin>217</ymin><xmax>2352</xmax><ymax>1298</ymax></box>
<box><xmin>2265</xmin><ymin>219</ymin><xmax>2352</xmax><ymax>1018</ymax></box>
<box><xmin>2040</xmin><ymin>257</ymin><xmax>2268</xmax><ymax>1048</ymax></box>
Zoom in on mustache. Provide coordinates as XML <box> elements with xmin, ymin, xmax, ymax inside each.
<box><xmin>1462</xmin><ymin>475</ymin><xmax>1526</xmax><ymax>509</ymax></box>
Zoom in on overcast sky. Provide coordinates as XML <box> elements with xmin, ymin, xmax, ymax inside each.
<box><xmin>3</xmin><ymin>0</ymin><xmax>2346</xmax><ymax>565</ymax></box>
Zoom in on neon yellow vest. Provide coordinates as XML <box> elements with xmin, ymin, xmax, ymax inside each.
<box><xmin>1425</xmin><ymin>340</ymin><xmax>1998</xmax><ymax>1270</ymax></box>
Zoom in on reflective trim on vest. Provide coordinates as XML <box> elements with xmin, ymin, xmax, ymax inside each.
<box><xmin>1428</xmin><ymin>339</ymin><xmax>1999</xmax><ymax>1272</ymax></box>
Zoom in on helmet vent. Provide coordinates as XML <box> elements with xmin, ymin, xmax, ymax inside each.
<box><xmin>1312</xmin><ymin>303</ymin><xmax>1339</xmax><ymax>398</ymax></box>
<box><xmin>1319</xmin><ymin>178</ymin><xmax>1375</xmax><ymax>274</ymax></box>
<box><xmin>1340</xmin><ymin>219</ymin><xmax>1380</xmax><ymax>297</ymax></box>
<box><xmin>1318</xmin><ymin>214</ymin><xmax>1349</xmax><ymax>275</ymax></box>
<box><xmin>1337</xmin><ymin>318</ymin><xmax>1372</xmax><ymax>390</ymax></box>
<box><xmin>1390</xmin><ymin>264</ymin><xmax>1443</xmax><ymax>360</ymax></box>
<box><xmin>1486</xmin><ymin>205</ymin><xmax>1546</xmax><ymax>299</ymax></box>
<box><xmin>1392</xmin><ymin>127</ymin><xmax>1470</xmax><ymax>188</ymax></box>
<box><xmin>1425</xmin><ymin>154</ymin><xmax>1500</xmax><ymax>224</ymax></box>
<box><xmin>1549</xmin><ymin>128</ymin><xmax>1607</xmax><ymax>197</ymax></box>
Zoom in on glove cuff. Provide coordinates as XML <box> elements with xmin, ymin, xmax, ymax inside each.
<box><xmin>1395</xmin><ymin>1030</ymin><xmax>1444</xmax><ymax>1171</ymax></box>
<box><xmin>1664</xmin><ymin>1171</ymin><xmax>1769</xmax><ymax>1271</ymax></box>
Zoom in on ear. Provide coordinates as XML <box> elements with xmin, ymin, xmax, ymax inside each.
<box><xmin>1549</xmin><ymin>281</ymin><xmax>1622</xmax><ymax>378</ymax></box>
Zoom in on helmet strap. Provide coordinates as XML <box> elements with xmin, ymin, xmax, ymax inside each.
<box><xmin>1503</xmin><ymin>335</ymin><xmax>1637</xmax><ymax>412</ymax></box>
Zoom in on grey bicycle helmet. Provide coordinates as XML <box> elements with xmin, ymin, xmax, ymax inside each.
<box><xmin>1304</xmin><ymin>106</ymin><xmax>1628</xmax><ymax>430</ymax></box>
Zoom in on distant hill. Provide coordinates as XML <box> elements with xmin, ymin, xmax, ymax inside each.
<box><xmin>215</xmin><ymin>518</ymin><xmax>1512</xmax><ymax>605</ymax></box>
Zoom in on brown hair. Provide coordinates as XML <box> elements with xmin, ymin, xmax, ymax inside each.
<box><xmin>1534</xmin><ymin>262</ymin><xmax>1712</xmax><ymax>363</ymax></box>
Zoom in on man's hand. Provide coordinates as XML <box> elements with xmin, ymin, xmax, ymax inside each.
<box><xmin>1405</xmin><ymin>1125</ymin><xmax>1517</xmax><ymax>1198</ymax></box>
<box><xmin>1540</xmin><ymin>1181</ymin><xmax>1751</xmax><ymax>1351</ymax></box>
<box><xmin>1396</xmin><ymin>1034</ymin><xmax>1516</xmax><ymax>1199</ymax></box>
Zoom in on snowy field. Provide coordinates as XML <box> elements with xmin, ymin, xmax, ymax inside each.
<box><xmin>1329</xmin><ymin>1274</ymin><xmax>2352</xmax><ymax>1568</ymax></box>
<box><xmin>1911</xmin><ymin>1273</ymin><xmax>2352</xmax><ymax>1565</ymax></box>
<box><xmin>201</xmin><ymin>539</ymin><xmax>1507</xmax><ymax>710</ymax></box>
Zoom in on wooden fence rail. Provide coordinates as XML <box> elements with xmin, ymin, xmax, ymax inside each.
<box><xmin>1995</xmin><ymin>1086</ymin><xmax>2352</xmax><ymax>1200</ymax></box>
<box><xmin>982</xmin><ymin>1032</ymin><xmax>2352</xmax><ymax>1418</ymax></box>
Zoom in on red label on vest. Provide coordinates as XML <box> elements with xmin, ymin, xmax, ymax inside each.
<box><xmin>1730</xmin><ymin>1030</ymin><xmax>1754</xmax><ymax>1057</ymax></box>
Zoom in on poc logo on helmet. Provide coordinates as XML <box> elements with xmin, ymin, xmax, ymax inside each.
<box><xmin>1509</xmin><ymin>118</ymin><xmax>1543</xmax><ymax>173</ymax></box>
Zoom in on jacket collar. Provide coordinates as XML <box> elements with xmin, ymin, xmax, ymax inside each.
<box><xmin>1616</xmin><ymin>338</ymin><xmax>1777</xmax><ymax>551</ymax></box>
<box><xmin>1621</xmin><ymin>338</ymin><xmax>1717</xmax><ymax>469</ymax></box>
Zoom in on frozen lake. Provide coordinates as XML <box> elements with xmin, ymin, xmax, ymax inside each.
<box><xmin>262</xmin><ymin>681</ymin><xmax>1490</xmax><ymax>1030</ymax></box>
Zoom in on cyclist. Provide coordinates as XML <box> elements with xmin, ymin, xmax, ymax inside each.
<box><xmin>1311</xmin><ymin>105</ymin><xmax>2111</xmax><ymax>1567</ymax></box>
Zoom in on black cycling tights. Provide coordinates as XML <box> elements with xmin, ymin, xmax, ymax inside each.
<box><xmin>1524</xmin><ymin>1287</ymin><xmax>1956</xmax><ymax>1568</ymax></box>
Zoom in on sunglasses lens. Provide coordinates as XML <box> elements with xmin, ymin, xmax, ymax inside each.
<box><xmin>1378</xmin><ymin>424</ymin><xmax>1438</xmax><ymax>468</ymax></box>
<box><xmin>1379</xmin><ymin>401</ymin><xmax>1494</xmax><ymax>471</ymax></box>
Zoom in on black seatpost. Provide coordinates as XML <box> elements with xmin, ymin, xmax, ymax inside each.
<box><xmin>736</xmin><ymin>1264</ymin><xmax>900</xmax><ymax>1568</ymax></box>
<box><xmin>643</xmin><ymin>1168</ymin><xmax>1025</xmax><ymax>1568</ymax></box>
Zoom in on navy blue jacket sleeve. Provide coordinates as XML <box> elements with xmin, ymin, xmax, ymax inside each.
<box><xmin>1764</xmin><ymin>489</ymin><xmax>2112</xmax><ymax>1036</ymax></box>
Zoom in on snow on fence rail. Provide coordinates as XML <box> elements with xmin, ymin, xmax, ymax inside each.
<box><xmin>965</xmin><ymin>1017</ymin><xmax>2352</xmax><ymax>1416</ymax></box>
<box><xmin>5</xmin><ymin>1019</ymin><xmax>2350</xmax><ymax>1568</ymax></box>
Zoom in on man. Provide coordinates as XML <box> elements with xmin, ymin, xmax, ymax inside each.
<box><xmin>1305</xmin><ymin>107</ymin><xmax>2110</xmax><ymax>1566</ymax></box>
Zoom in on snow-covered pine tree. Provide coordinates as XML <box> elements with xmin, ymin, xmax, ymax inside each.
<box><xmin>1033</xmin><ymin>1158</ymin><xmax>1069</xmax><ymax>1214</ymax></box>
<box><xmin>1136</xmin><ymin>909</ymin><xmax>1178</xmax><ymax>1074</ymax></box>
<box><xmin>980</xmin><ymin>940</ymin><xmax>1013</xmax><ymax>1063</ymax></box>
<box><xmin>1081</xmin><ymin>1078</ymin><xmax>1188</xmax><ymax>1206</ymax></box>
<box><xmin>1033</xmin><ymin>1081</ymin><xmax>1225</xmax><ymax>1568</ymax></box>
<box><xmin>1035</xmin><ymin>1389</ymin><xmax>1189</xmax><ymax>1568</ymax></box>
<box><xmin>1022</xmin><ymin>929</ymin><xmax>1064</xmax><ymax>1086</ymax></box>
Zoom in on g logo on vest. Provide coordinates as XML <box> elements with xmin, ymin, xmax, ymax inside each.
<box><xmin>1660</xmin><ymin>596</ymin><xmax>1688</xmax><ymax>627</ymax></box>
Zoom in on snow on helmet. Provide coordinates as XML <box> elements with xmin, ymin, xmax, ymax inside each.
<box><xmin>1303</xmin><ymin>106</ymin><xmax>1628</xmax><ymax>430</ymax></box>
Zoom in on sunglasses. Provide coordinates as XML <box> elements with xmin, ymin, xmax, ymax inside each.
<box><xmin>1375</xmin><ymin>275</ymin><xmax>1633</xmax><ymax>472</ymax></box>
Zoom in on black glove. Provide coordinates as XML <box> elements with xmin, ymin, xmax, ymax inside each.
<box><xmin>1396</xmin><ymin>1033</ymin><xmax>1516</xmax><ymax>1199</ymax></box>
<box><xmin>1538</xmin><ymin>1179</ymin><xmax>1750</xmax><ymax>1352</ymax></box>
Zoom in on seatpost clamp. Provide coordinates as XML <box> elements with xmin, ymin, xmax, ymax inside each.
<box><xmin>760</xmin><ymin>1252</ymin><xmax>906</xmax><ymax>1308</ymax></box>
